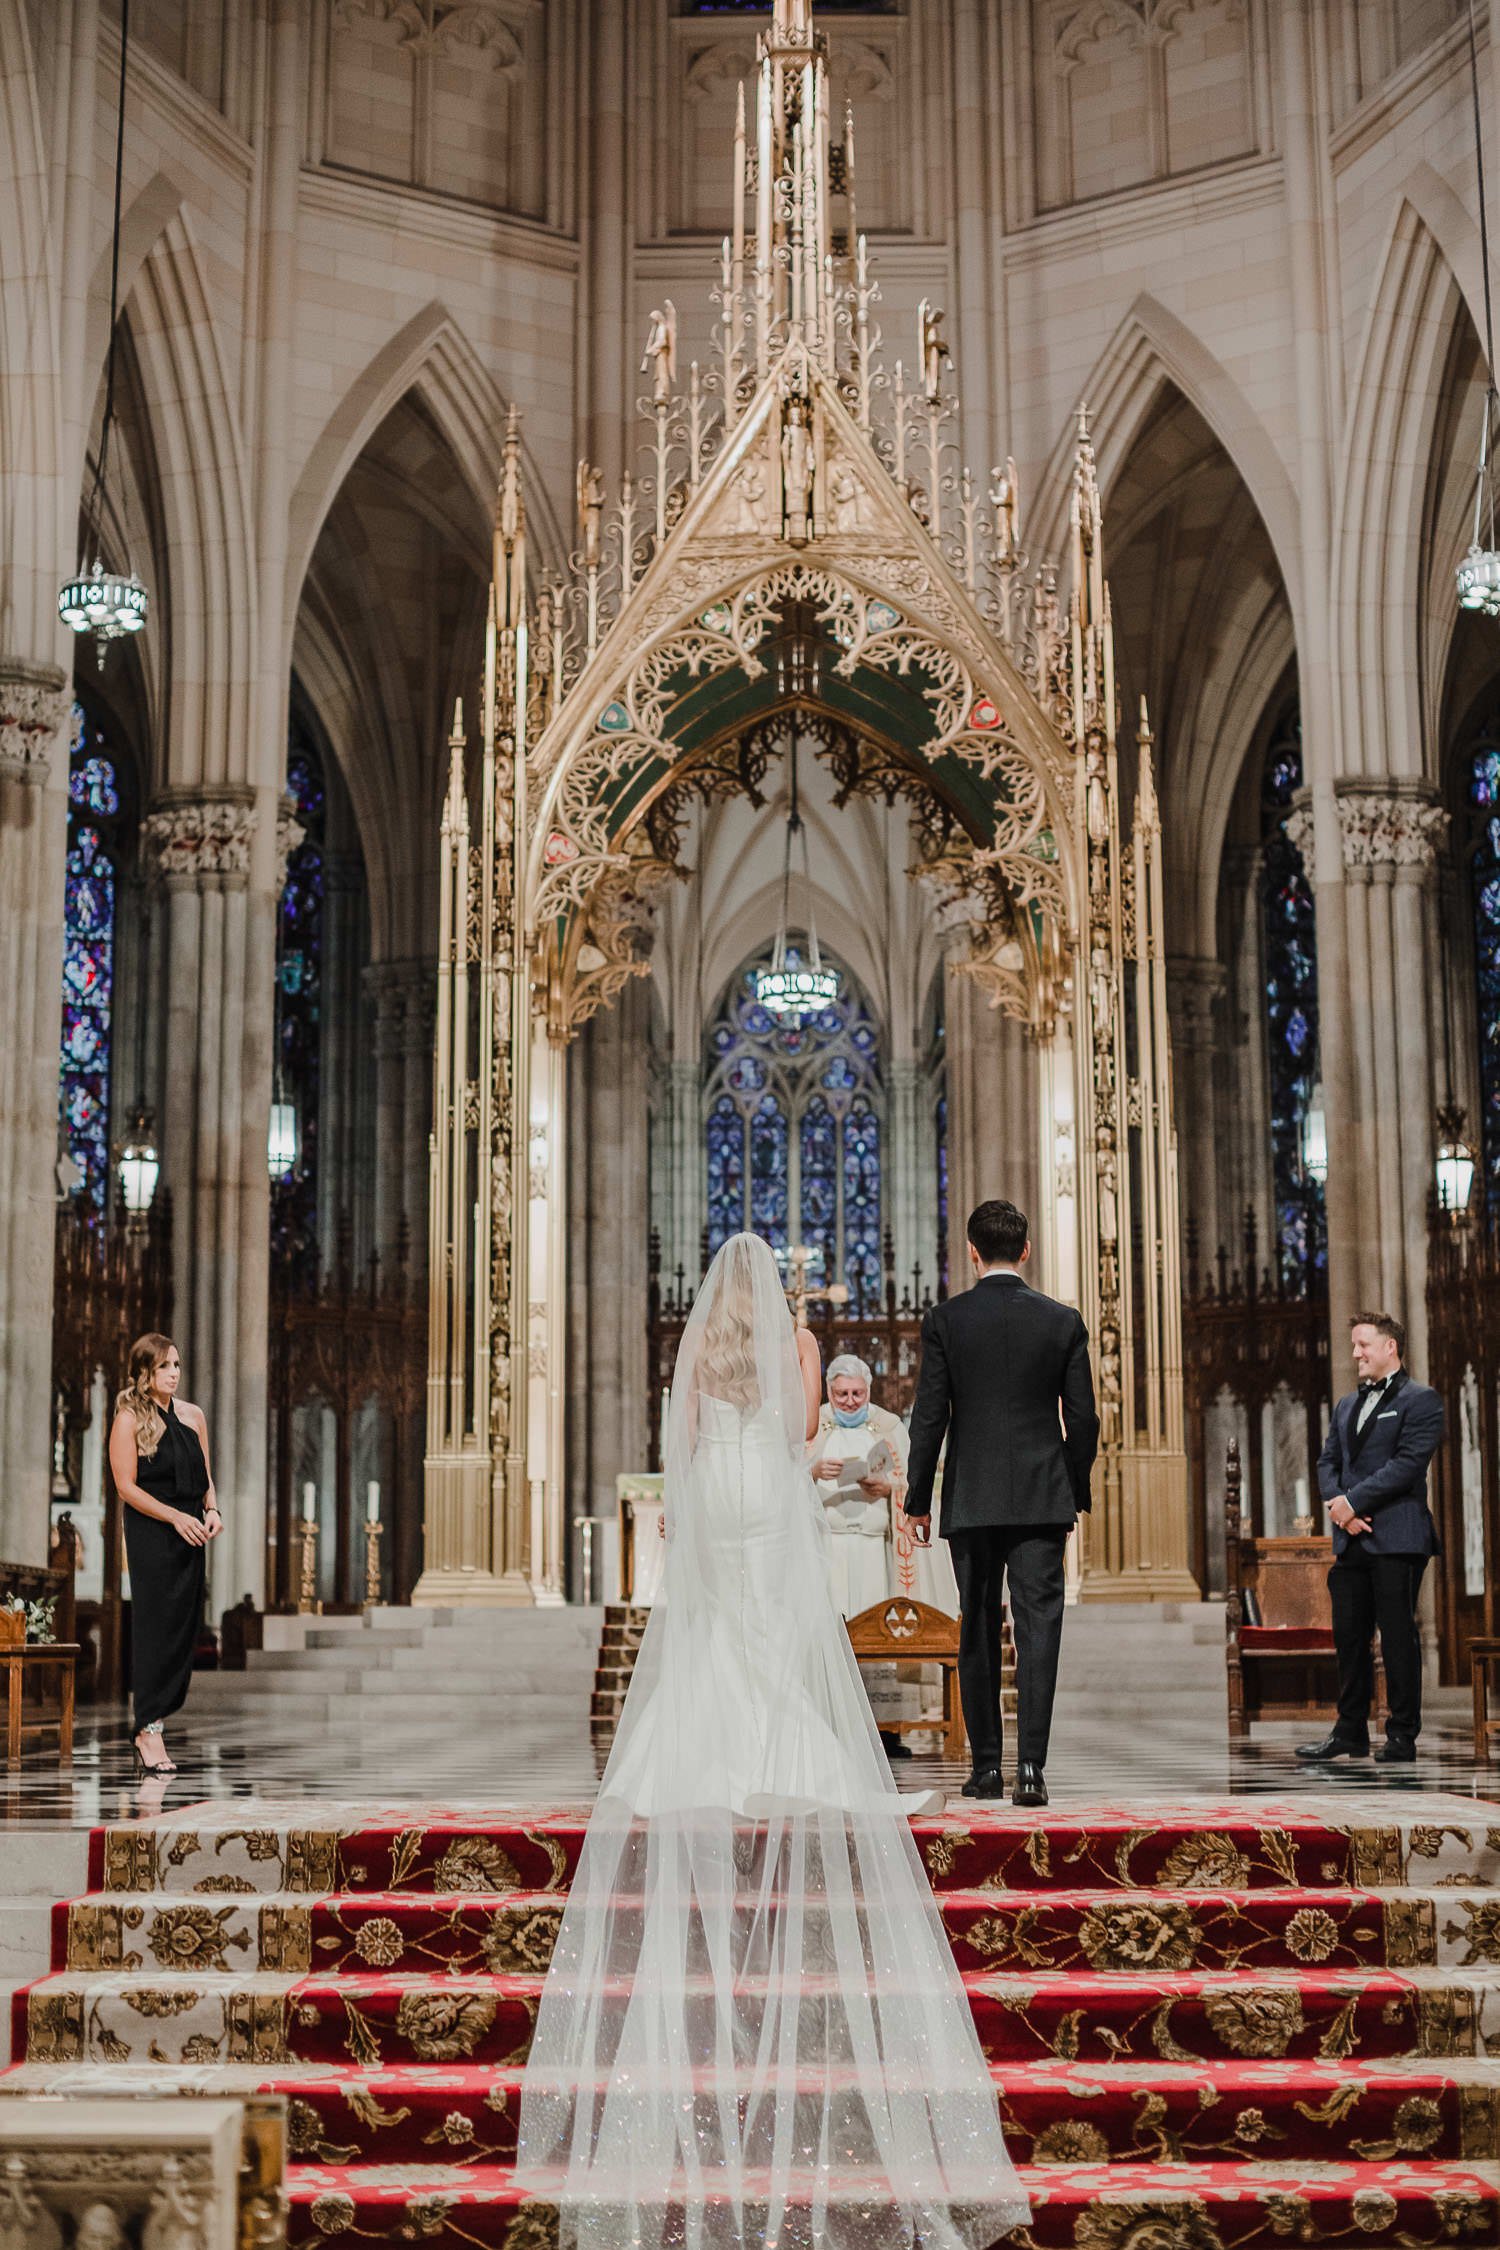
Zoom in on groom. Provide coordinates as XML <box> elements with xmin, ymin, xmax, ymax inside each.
<box><xmin>903</xmin><ymin>1199</ymin><xmax>1098</xmax><ymax>1807</ymax></box>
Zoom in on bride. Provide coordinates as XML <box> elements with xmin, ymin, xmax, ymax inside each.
<box><xmin>515</xmin><ymin>1233</ymin><xmax>1029</xmax><ymax>2250</ymax></box>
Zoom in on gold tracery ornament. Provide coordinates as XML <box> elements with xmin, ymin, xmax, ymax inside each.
<box><xmin>418</xmin><ymin>0</ymin><xmax>1193</xmax><ymax>1607</ymax></box>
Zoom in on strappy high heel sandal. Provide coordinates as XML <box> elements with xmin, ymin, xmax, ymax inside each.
<box><xmin>132</xmin><ymin>1725</ymin><xmax>177</xmax><ymax>1775</ymax></box>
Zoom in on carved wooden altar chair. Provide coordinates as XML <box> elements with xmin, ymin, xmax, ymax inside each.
<box><xmin>846</xmin><ymin>1596</ymin><xmax>966</xmax><ymax>1759</ymax></box>
<box><xmin>1223</xmin><ymin>1436</ymin><xmax>1384</xmax><ymax>1737</ymax></box>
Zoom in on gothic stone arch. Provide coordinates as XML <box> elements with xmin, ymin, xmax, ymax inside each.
<box><xmin>418</xmin><ymin>356</ymin><xmax>1194</xmax><ymax>1614</ymax></box>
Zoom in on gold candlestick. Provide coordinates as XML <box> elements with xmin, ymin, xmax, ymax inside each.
<box><xmin>364</xmin><ymin>1517</ymin><xmax>383</xmax><ymax>1608</ymax></box>
<box><xmin>298</xmin><ymin>1515</ymin><xmax>321</xmax><ymax>1615</ymax></box>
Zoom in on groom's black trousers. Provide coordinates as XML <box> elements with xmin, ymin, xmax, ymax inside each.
<box><xmin>948</xmin><ymin>1524</ymin><xmax>1070</xmax><ymax>1770</ymax></box>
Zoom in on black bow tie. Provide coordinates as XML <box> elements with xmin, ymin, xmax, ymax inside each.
<box><xmin>1359</xmin><ymin>1377</ymin><xmax>1390</xmax><ymax>1396</ymax></box>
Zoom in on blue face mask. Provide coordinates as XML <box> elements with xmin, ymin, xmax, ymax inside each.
<box><xmin>832</xmin><ymin>1403</ymin><xmax>869</xmax><ymax>1429</ymax></box>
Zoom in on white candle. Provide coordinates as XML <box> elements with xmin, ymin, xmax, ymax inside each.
<box><xmin>366</xmin><ymin>1481</ymin><xmax>381</xmax><ymax>1525</ymax></box>
<box><xmin>302</xmin><ymin>1479</ymin><xmax>316</xmax><ymax>1523</ymax></box>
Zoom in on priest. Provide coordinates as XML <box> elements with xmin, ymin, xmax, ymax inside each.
<box><xmin>811</xmin><ymin>1355</ymin><xmax>901</xmax><ymax>1750</ymax></box>
<box><xmin>810</xmin><ymin>1355</ymin><xmax>907</xmax><ymax>1616</ymax></box>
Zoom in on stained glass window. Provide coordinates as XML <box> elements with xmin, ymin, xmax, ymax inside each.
<box><xmin>800</xmin><ymin>1096</ymin><xmax>837</xmax><ymax>1275</ymax></box>
<box><xmin>60</xmin><ymin>704</ymin><xmax>125</xmax><ymax>1210</ymax></box>
<box><xmin>842</xmin><ymin>1096</ymin><xmax>881</xmax><ymax>1302</ymax></box>
<box><xmin>702</xmin><ymin>945</ymin><xmax>884</xmax><ymax>1301</ymax></box>
<box><xmin>272</xmin><ymin>715</ymin><xmax>326</xmax><ymax>1274</ymax></box>
<box><xmin>1260</xmin><ymin>707</ymin><xmax>1324</xmax><ymax>1283</ymax></box>
<box><xmin>1465</xmin><ymin>718</ymin><xmax>1500</xmax><ymax>1189</ymax></box>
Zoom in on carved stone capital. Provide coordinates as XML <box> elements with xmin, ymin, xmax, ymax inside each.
<box><xmin>0</xmin><ymin>661</ymin><xmax>69</xmax><ymax>782</ymax></box>
<box><xmin>143</xmin><ymin>790</ymin><xmax>257</xmax><ymax>882</ymax></box>
<box><xmin>1335</xmin><ymin>785</ymin><xmax>1447</xmax><ymax>873</ymax></box>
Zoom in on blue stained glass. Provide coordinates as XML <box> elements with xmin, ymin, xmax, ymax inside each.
<box><xmin>1472</xmin><ymin>747</ymin><xmax>1500</xmax><ymax>808</ymax></box>
<box><xmin>749</xmin><ymin>1093</ymin><xmax>789</xmax><ymax>1247</ymax></box>
<box><xmin>1259</xmin><ymin>709</ymin><xmax>1324</xmax><ymax>1284</ymax></box>
<box><xmin>800</xmin><ymin>1097</ymin><xmax>837</xmax><ymax>1272</ymax></box>
<box><xmin>68</xmin><ymin>756</ymin><xmax>120</xmax><ymax>815</ymax></box>
<box><xmin>842</xmin><ymin>1098</ymin><xmax>882</xmax><ymax>1306</ymax></box>
<box><xmin>1469</xmin><ymin>723</ymin><xmax>1500</xmax><ymax>1194</ymax></box>
<box><xmin>706</xmin><ymin>1094</ymin><xmax>746</xmax><ymax>1256</ymax></box>
<box><xmin>58</xmin><ymin>704</ymin><xmax>123</xmax><ymax>1209</ymax></box>
<box><xmin>704</xmin><ymin>944</ymin><xmax>885</xmax><ymax>1283</ymax></box>
<box><xmin>273</xmin><ymin>722</ymin><xmax>328</xmax><ymax>1275</ymax></box>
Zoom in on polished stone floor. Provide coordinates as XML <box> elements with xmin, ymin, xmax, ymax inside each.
<box><xmin>3</xmin><ymin>1688</ymin><xmax>1496</xmax><ymax>1830</ymax></box>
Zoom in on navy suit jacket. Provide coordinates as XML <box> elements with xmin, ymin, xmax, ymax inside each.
<box><xmin>1316</xmin><ymin>1369</ymin><xmax>1444</xmax><ymax>1559</ymax></box>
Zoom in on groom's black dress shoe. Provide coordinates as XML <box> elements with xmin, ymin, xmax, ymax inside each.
<box><xmin>1295</xmin><ymin>1733</ymin><xmax>1371</xmax><ymax>1762</ymax></box>
<box><xmin>962</xmin><ymin>1767</ymin><xmax>1004</xmax><ymax>1799</ymax></box>
<box><xmin>880</xmin><ymin>1729</ymin><xmax>913</xmax><ymax>1759</ymax></box>
<box><xmin>1012</xmin><ymin>1764</ymin><xmax>1047</xmax><ymax>1808</ymax></box>
<box><xmin>1375</xmin><ymin>1737</ymin><xmax>1417</xmax><ymax>1764</ymax></box>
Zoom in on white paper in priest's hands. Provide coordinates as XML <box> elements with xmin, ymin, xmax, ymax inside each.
<box><xmin>825</xmin><ymin>1435</ymin><xmax>898</xmax><ymax>1525</ymax></box>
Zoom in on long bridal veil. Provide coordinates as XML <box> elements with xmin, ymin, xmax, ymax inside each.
<box><xmin>515</xmin><ymin>1233</ymin><xmax>1028</xmax><ymax>2250</ymax></box>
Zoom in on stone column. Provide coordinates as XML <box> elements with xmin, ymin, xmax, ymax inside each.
<box><xmin>1219</xmin><ymin>845</ymin><xmax>1275</xmax><ymax>1261</ymax></box>
<box><xmin>0</xmin><ymin>666</ymin><xmax>70</xmax><ymax>1561</ymax></box>
<box><xmin>942</xmin><ymin>955</ymin><xmax>1040</xmax><ymax>1291</ymax></box>
<box><xmin>566</xmin><ymin>985</ymin><xmax>651</xmax><ymax>1564</ymax></box>
<box><xmin>657</xmin><ymin>1057</ymin><xmax>702</xmax><ymax>1290</ymax></box>
<box><xmin>141</xmin><ymin>791</ymin><xmax>276</xmax><ymax>1610</ymax></box>
<box><xmin>1165</xmin><ymin>957</ymin><xmax>1225</xmax><ymax>1267</ymax></box>
<box><xmin>364</xmin><ymin>959</ymin><xmax>435</xmax><ymax>1268</ymax></box>
<box><xmin>315</xmin><ymin>851</ymin><xmax>368</xmax><ymax>1262</ymax></box>
<box><xmin>1328</xmin><ymin>784</ymin><xmax>1447</xmax><ymax>1372</ymax></box>
<box><xmin>886</xmin><ymin>1057</ymin><xmax>925</xmax><ymax>1296</ymax></box>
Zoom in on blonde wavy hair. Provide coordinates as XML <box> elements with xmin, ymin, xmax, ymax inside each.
<box><xmin>696</xmin><ymin>1266</ymin><xmax>761</xmax><ymax>1413</ymax></box>
<box><xmin>115</xmin><ymin>1333</ymin><xmax>176</xmax><ymax>1460</ymax></box>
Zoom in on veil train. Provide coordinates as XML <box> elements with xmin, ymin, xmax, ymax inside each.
<box><xmin>515</xmin><ymin>1233</ymin><xmax>1029</xmax><ymax>2250</ymax></box>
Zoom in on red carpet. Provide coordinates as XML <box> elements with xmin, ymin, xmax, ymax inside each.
<box><xmin>9</xmin><ymin>1801</ymin><xmax>1500</xmax><ymax>2242</ymax></box>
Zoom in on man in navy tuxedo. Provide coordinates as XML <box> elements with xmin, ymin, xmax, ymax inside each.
<box><xmin>1297</xmin><ymin>1311</ymin><xmax>1444</xmax><ymax>1766</ymax></box>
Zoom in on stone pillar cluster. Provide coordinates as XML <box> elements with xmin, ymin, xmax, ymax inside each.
<box><xmin>139</xmin><ymin>790</ymin><xmax>277</xmax><ymax>1610</ymax></box>
<box><xmin>941</xmin><ymin>957</ymin><xmax>1040</xmax><ymax>1293</ymax></box>
<box><xmin>365</xmin><ymin>959</ymin><xmax>436</xmax><ymax>1268</ymax></box>
<box><xmin>0</xmin><ymin>667</ymin><xmax>70</xmax><ymax>1561</ymax></box>
<box><xmin>567</xmin><ymin>983</ymin><xmax>651</xmax><ymax>1558</ymax></box>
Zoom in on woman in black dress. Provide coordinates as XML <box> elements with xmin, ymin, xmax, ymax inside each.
<box><xmin>107</xmin><ymin>1334</ymin><xmax>222</xmax><ymax>1773</ymax></box>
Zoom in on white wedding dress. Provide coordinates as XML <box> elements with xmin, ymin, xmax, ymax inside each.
<box><xmin>515</xmin><ymin>1234</ymin><xmax>1029</xmax><ymax>2250</ymax></box>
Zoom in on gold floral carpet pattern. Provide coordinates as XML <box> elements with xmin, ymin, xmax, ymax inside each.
<box><xmin>8</xmin><ymin>1797</ymin><xmax>1500</xmax><ymax>2245</ymax></box>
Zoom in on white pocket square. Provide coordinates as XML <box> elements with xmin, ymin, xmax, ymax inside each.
<box><xmin>1377</xmin><ymin>1409</ymin><xmax>1397</xmax><ymax>1419</ymax></box>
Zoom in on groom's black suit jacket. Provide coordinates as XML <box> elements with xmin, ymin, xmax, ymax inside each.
<box><xmin>904</xmin><ymin>1275</ymin><xmax>1100</xmax><ymax>1532</ymax></box>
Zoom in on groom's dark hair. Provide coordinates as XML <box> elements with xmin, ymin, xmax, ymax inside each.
<box><xmin>967</xmin><ymin>1200</ymin><xmax>1029</xmax><ymax>1265</ymax></box>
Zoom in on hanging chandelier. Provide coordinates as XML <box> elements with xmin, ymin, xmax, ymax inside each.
<box><xmin>753</xmin><ymin>728</ymin><xmax>840</xmax><ymax>1019</ymax></box>
<box><xmin>1458</xmin><ymin>0</ymin><xmax>1500</xmax><ymax>616</ymax></box>
<box><xmin>59</xmin><ymin>0</ymin><xmax>150</xmax><ymax>664</ymax></box>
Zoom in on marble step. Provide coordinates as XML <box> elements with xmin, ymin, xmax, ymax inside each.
<box><xmin>24</xmin><ymin>1962</ymin><xmax>1498</xmax><ymax>2069</ymax></box>
<box><xmin>52</xmin><ymin>1884</ymin><xmax>1488</xmax><ymax>1981</ymax></box>
<box><xmin>6</xmin><ymin>2055</ymin><xmax>1497</xmax><ymax>2169</ymax></box>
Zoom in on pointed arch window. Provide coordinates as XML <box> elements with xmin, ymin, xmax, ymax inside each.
<box><xmin>703</xmin><ymin>946</ymin><xmax>884</xmax><ymax>1301</ymax></box>
<box><xmin>1463</xmin><ymin>719</ymin><xmax>1500</xmax><ymax>1189</ymax></box>
<box><xmin>1260</xmin><ymin>707</ymin><xmax>1325</xmax><ymax>1283</ymax></box>
<box><xmin>272</xmin><ymin>716</ymin><xmax>326</xmax><ymax>1274</ymax></box>
<box><xmin>60</xmin><ymin>703</ymin><xmax>127</xmax><ymax>1210</ymax></box>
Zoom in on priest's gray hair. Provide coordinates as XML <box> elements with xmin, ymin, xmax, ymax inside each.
<box><xmin>827</xmin><ymin>1354</ymin><xmax>873</xmax><ymax>1388</ymax></box>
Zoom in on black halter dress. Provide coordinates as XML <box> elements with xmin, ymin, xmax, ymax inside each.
<box><xmin>124</xmin><ymin>1400</ymin><xmax>209</xmax><ymax>1732</ymax></box>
